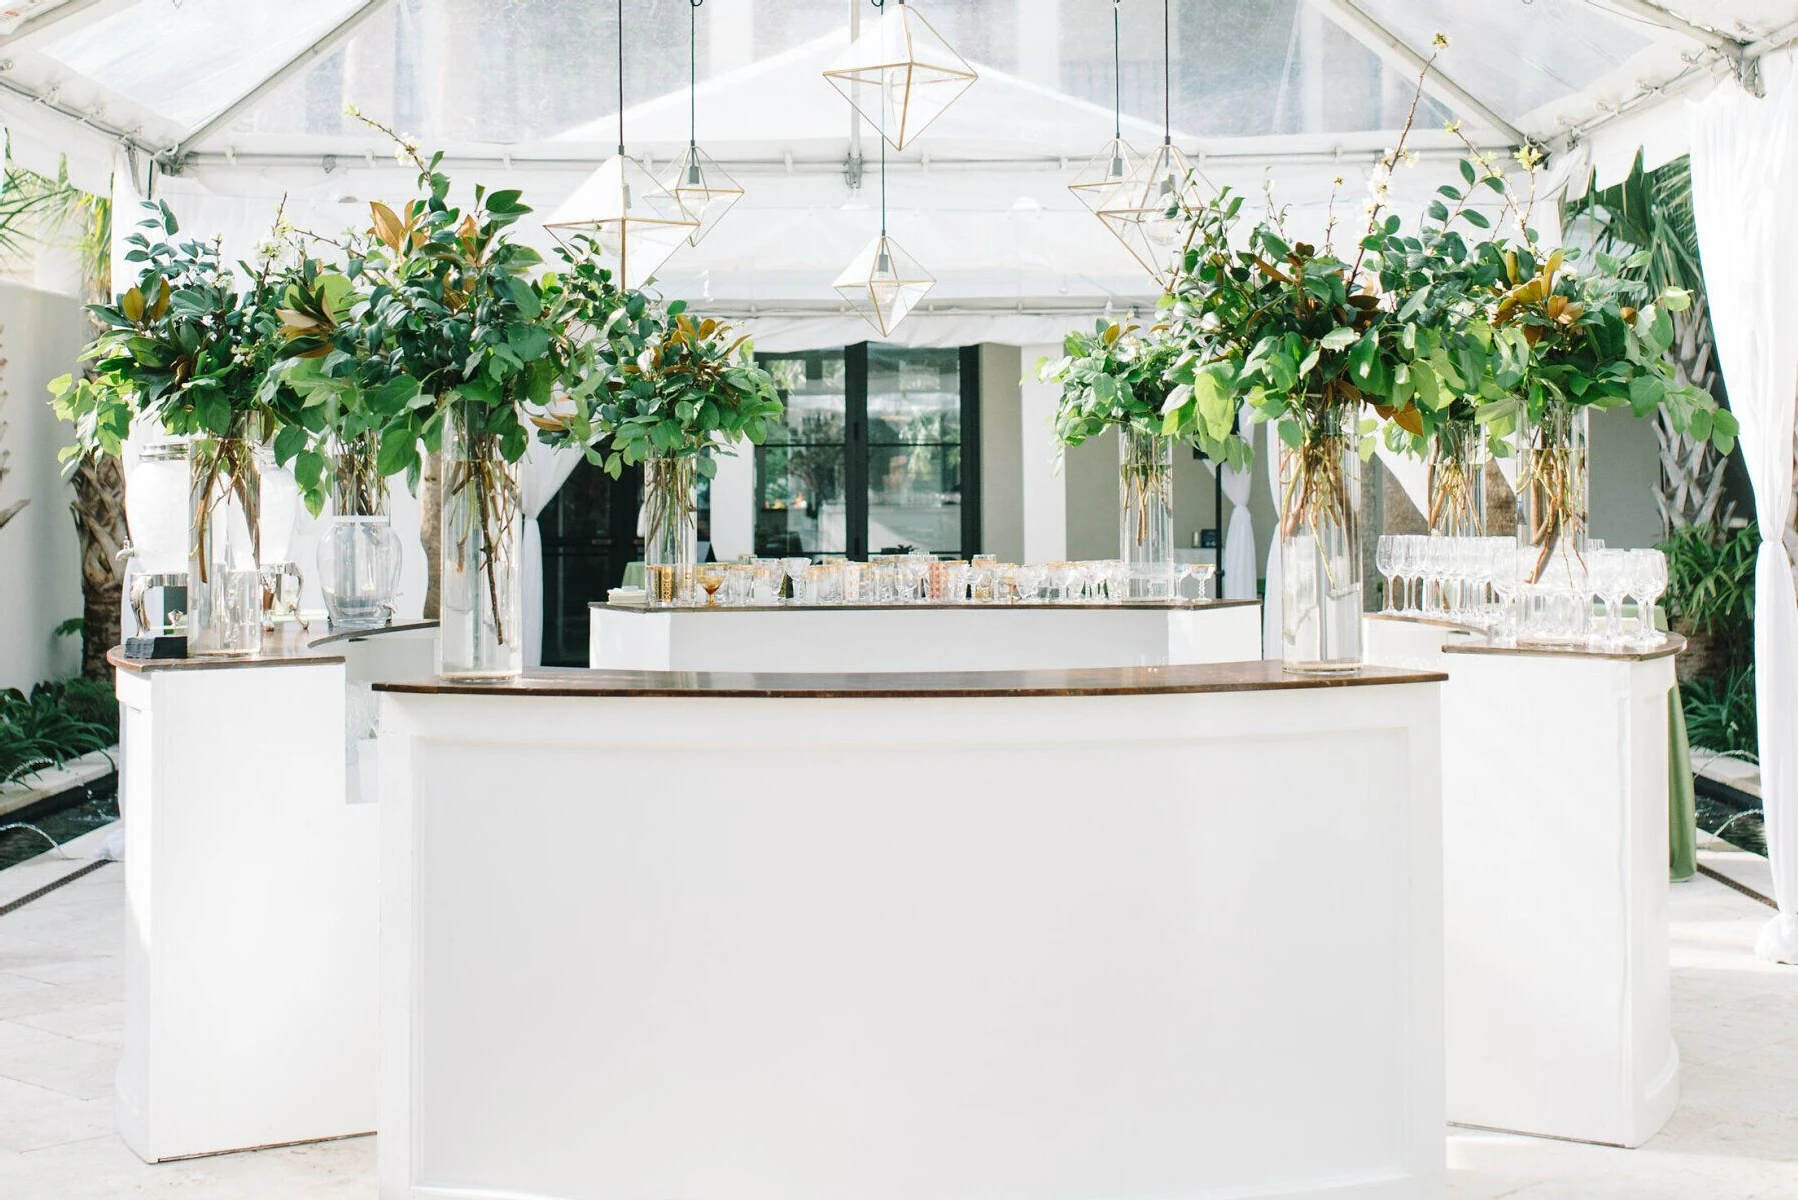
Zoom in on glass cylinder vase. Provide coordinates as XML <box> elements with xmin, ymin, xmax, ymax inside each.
<box><xmin>1426</xmin><ymin>416</ymin><xmax>1488</xmax><ymax>538</ymax></box>
<box><xmin>186</xmin><ymin>437</ymin><xmax>262</xmax><ymax>657</ymax></box>
<box><xmin>1118</xmin><ymin>428</ymin><xmax>1174</xmax><ymax>600</ymax></box>
<box><xmin>643</xmin><ymin>452</ymin><xmax>698</xmax><ymax>607</ymax></box>
<box><xmin>439</xmin><ymin>405</ymin><xmax>523</xmax><ymax>680</ymax></box>
<box><xmin>1517</xmin><ymin>399</ymin><xmax>1589</xmax><ymax>587</ymax></box>
<box><xmin>1279</xmin><ymin>403</ymin><xmax>1363</xmax><ymax>673</ymax></box>
<box><xmin>318</xmin><ymin>439</ymin><xmax>403</xmax><ymax>631</ymax></box>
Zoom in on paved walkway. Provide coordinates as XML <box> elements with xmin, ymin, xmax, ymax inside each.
<box><xmin>0</xmin><ymin>827</ymin><xmax>1792</xmax><ymax>1198</ymax></box>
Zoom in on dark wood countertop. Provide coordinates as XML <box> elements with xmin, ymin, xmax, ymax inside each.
<box><xmin>109</xmin><ymin>621</ymin><xmax>438</xmax><ymax>673</ymax></box>
<box><xmin>1443</xmin><ymin>632</ymin><xmax>1685</xmax><ymax>663</ymax></box>
<box><xmin>591</xmin><ymin>599</ymin><xmax>1262</xmax><ymax>614</ymax></box>
<box><xmin>375</xmin><ymin>660</ymin><xmax>1445</xmax><ymax>700</ymax></box>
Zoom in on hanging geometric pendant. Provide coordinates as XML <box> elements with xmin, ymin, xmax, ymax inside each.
<box><xmin>545</xmin><ymin>153</ymin><xmax>698</xmax><ymax>289</ymax></box>
<box><xmin>822</xmin><ymin>2</ymin><xmax>977</xmax><ymax>151</ymax></box>
<box><xmin>1068</xmin><ymin>135</ymin><xmax>1143</xmax><ymax>214</ymax></box>
<box><xmin>1095</xmin><ymin>141</ymin><xmax>1209</xmax><ymax>287</ymax></box>
<box><xmin>834</xmin><ymin>232</ymin><xmax>934</xmax><ymax>336</ymax></box>
<box><xmin>664</xmin><ymin>143</ymin><xmax>744</xmax><ymax>248</ymax></box>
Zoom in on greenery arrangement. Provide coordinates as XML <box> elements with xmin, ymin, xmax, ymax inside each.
<box><xmin>1683</xmin><ymin>664</ymin><xmax>1758</xmax><ymax>762</ymax></box>
<box><xmin>1039</xmin><ymin>319</ymin><xmax>1243</xmax><ymax>465</ymax></box>
<box><xmin>0</xmin><ymin>677</ymin><xmax>119</xmax><ymax>787</ymax></box>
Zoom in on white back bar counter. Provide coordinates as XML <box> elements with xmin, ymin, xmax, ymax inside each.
<box><xmin>590</xmin><ymin>598</ymin><xmax>1263</xmax><ymax>672</ymax></box>
<box><xmin>1364</xmin><ymin>615</ymin><xmax>1680</xmax><ymax>1147</ymax></box>
<box><xmin>109</xmin><ymin>623</ymin><xmax>435</xmax><ymax>1162</ymax></box>
<box><xmin>376</xmin><ymin>661</ymin><xmax>1447</xmax><ymax>1200</ymax></box>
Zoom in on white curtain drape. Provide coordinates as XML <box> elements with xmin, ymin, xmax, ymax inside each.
<box><xmin>1690</xmin><ymin>50</ymin><xmax>1798</xmax><ymax>963</ymax></box>
<box><xmin>1219</xmin><ymin>427</ymin><xmax>1257</xmax><ymax>601</ymax></box>
<box><xmin>1261</xmin><ymin>421</ymin><xmax>1283</xmax><ymax>660</ymax></box>
<box><xmin>520</xmin><ymin>441</ymin><xmax>586</xmax><ymax>668</ymax></box>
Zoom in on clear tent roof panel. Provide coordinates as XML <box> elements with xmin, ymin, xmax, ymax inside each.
<box><xmin>212</xmin><ymin>0</ymin><xmax>1454</xmax><ymax>157</ymax></box>
<box><xmin>40</xmin><ymin>0</ymin><xmax>369</xmax><ymax>131</ymax></box>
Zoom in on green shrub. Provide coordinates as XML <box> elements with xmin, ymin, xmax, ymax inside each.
<box><xmin>1660</xmin><ymin>522</ymin><xmax>1758</xmax><ymax>639</ymax></box>
<box><xmin>0</xmin><ymin>679</ymin><xmax>119</xmax><ymax>786</ymax></box>
<box><xmin>1684</xmin><ymin>664</ymin><xmax>1758</xmax><ymax>761</ymax></box>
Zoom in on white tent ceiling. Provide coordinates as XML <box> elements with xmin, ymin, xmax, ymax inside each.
<box><xmin>0</xmin><ymin>0</ymin><xmax>1791</xmax><ymax>344</ymax></box>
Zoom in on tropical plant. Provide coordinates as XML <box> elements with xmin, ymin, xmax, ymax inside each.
<box><xmin>1564</xmin><ymin>152</ymin><xmax>1728</xmax><ymax>534</ymax></box>
<box><xmin>1661</xmin><ymin>521</ymin><xmax>1758</xmax><ymax>639</ymax></box>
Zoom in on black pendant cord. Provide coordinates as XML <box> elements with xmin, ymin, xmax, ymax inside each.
<box><xmin>689</xmin><ymin>0</ymin><xmax>702</xmax><ymax>149</ymax></box>
<box><xmin>1113</xmin><ymin>0</ymin><xmax>1123</xmax><ymax>140</ymax></box>
<box><xmin>1162</xmin><ymin>0</ymin><xmax>1171</xmax><ymax>146</ymax></box>
<box><xmin>871</xmin><ymin>0</ymin><xmax>888</xmax><ymax>236</ymax></box>
<box><xmin>616</xmin><ymin>0</ymin><xmax>626</xmax><ymax>154</ymax></box>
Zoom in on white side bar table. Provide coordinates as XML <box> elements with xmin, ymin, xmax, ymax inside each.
<box><xmin>1366</xmin><ymin>615</ymin><xmax>1681</xmax><ymax>1147</ymax></box>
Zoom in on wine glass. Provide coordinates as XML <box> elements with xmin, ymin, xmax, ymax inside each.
<box><xmin>1627</xmin><ymin>548</ymin><xmax>1668</xmax><ymax>650</ymax></box>
<box><xmin>781</xmin><ymin>557</ymin><xmax>812</xmax><ymax>603</ymax></box>
<box><xmin>1376</xmin><ymin>536</ymin><xmax>1400</xmax><ymax>613</ymax></box>
<box><xmin>899</xmin><ymin>556</ymin><xmax>931</xmax><ymax>603</ymax></box>
<box><xmin>1593</xmin><ymin>549</ymin><xmax>1632</xmax><ymax>649</ymax></box>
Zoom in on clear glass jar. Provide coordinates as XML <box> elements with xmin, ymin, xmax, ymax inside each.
<box><xmin>1279</xmin><ymin>403</ymin><xmax>1363</xmax><ymax>673</ymax></box>
<box><xmin>187</xmin><ymin>438</ymin><xmax>262</xmax><ymax>657</ymax></box>
<box><xmin>643</xmin><ymin>452</ymin><xmax>697</xmax><ymax>608</ymax></box>
<box><xmin>1517</xmin><ymin>399</ymin><xmax>1589</xmax><ymax>588</ymax></box>
<box><xmin>439</xmin><ymin>404</ymin><xmax>523</xmax><ymax>680</ymax></box>
<box><xmin>1119</xmin><ymin>428</ymin><xmax>1174</xmax><ymax>599</ymax></box>
<box><xmin>318</xmin><ymin>440</ymin><xmax>402</xmax><ymax>631</ymax></box>
<box><xmin>1426</xmin><ymin>415</ymin><xmax>1487</xmax><ymax>538</ymax></box>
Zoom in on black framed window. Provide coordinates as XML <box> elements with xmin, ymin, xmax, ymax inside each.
<box><xmin>755</xmin><ymin>343</ymin><xmax>980</xmax><ymax>559</ymax></box>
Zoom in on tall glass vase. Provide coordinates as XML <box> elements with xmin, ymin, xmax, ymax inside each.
<box><xmin>1517</xmin><ymin>400</ymin><xmax>1589</xmax><ymax>587</ymax></box>
<box><xmin>643</xmin><ymin>451</ymin><xmax>698</xmax><ymax>607</ymax></box>
<box><xmin>440</xmin><ymin>404</ymin><xmax>523</xmax><ymax>680</ymax></box>
<box><xmin>1279</xmin><ymin>403</ymin><xmax>1363</xmax><ymax>673</ymax></box>
<box><xmin>186</xmin><ymin>437</ymin><xmax>262</xmax><ymax>657</ymax></box>
<box><xmin>1426</xmin><ymin>416</ymin><xmax>1488</xmax><ymax>538</ymax></box>
<box><xmin>317</xmin><ymin>438</ymin><xmax>403</xmax><ymax>630</ymax></box>
<box><xmin>1118</xmin><ymin>429</ymin><xmax>1174</xmax><ymax>599</ymax></box>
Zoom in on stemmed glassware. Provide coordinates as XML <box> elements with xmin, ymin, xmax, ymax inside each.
<box><xmin>1590</xmin><ymin>549</ymin><xmax>1633</xmax><ymax>649</ymax></box>
<box><xmin>1627</xmin><ymin>548</ymin><xmax>1668</xmax><ymax>650</ymax></box>
<box><xmin>1376</xmin><ymin>536</ymin><xmax>1401</xmax><ymax>612</ymax></box>
<box><xmin>781</xmin><ymin>557</ymin><xmax>812</xmax><ymax>603</ymax></box>
<box><xmin>1014</xmin><ymin>564</ymin><xmax>1046</xmax><ymax>602</ymax></box>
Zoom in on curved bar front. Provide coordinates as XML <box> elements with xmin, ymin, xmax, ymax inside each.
<box><xmin>374</xmin><ymin>663</ymin><xmax>1449</xmax><ymax>1200</ymax></box>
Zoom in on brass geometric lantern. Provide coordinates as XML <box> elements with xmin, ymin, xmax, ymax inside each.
<box><xmin>1094</xmin><ymin>0</ymin><xmax>1209</xmax><ymax>287</ymax></box>
<box><xmin>833</xmin><ymin>230</ymin><xmax>935</xmax><ymax>337</ymax></box>
<box><xmin>545</xmin><ymin>0</ymin><xmax>698</xmax><ymax>288</ymax></box>
<box><xmin>664</xmin><ymin>0</ymin><xmax>742</xmax><ymax>247</ymax></box>
<box><xmin>822</xmin><ymin>0</ymin><xmax>977</xmax><ymax>152</ymax></box>
<box><xmin>1068</xmin><ymin>0</ymin><xmax>1141</xmax><ymax>214</ymax></box>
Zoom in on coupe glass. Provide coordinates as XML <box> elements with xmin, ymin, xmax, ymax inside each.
<box><xmin>1047</xmin><ymin>561</ymin><xmax>1075</xmax><ymax>602</ymax></box>
<box><xmin>1103</xmin><ymin>560</ymin><xmax>1128</xmax><ymax>602</ymax></box>
<box><xmin>1186</xmin><ymin>563</ymin><xmax>1217</xmax><ymax>601</ymax></box>
<box><xmin>899</xmin><ymin>556</ymin><xmax>930</xmax><ymax>602</ymax></box>
<box><xmin>1015</xmin><ymin>564</ymin><xmax>1047</xmax><ymax>602</ymax></box>
<box><xmin>696</xmin><ymin>564</ymin><xmax>727</xmax><ymax>607</ymax></box>
<box><xmin>1627</xmin><ymin>548</ymin><xmax>1668</xmax><ymax>650</ymax></box>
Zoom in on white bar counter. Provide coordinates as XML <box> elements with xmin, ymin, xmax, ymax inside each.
<box><xmin>1364</xmin><ymin>615</ymin><xmax>1681</xmax><ymax>1147</ymax></box>
<box><xmin>590</xmin><ymin>598</ymin><xmax>1263</xmax><ymax>672</ymax></box>
<box><xmin>376</xmin><ymin>661</ymin><xmax>1446</xmax><ymax>1200</ymax></box>
<box><xmin>109</xmin><ymin>622</ymin><xmax>435</xmax><ymax>1162</ymax></box>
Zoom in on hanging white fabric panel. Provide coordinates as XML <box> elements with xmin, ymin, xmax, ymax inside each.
<box><xmin>1219</xmin><ymin>427</ymin><xmax>1257</xmax><ymax>601</ymax></box>
<box><xmin>520</xmin><ymin>440</ymin><xmax>585</xmax><ymax>668</ymax></box>
<box><xmin>1690</xmin><ymin>49</ymin><xmax>1798</xmax><ymax>964</ymax></box>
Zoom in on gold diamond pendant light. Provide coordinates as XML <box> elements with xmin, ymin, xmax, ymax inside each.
<box><xmin>1095</xmin><ymin>0</ymin><xmax>1208</xmax><ymax>287</ymax></box>
<box><xmin>545</xmin><ymin>0</ymin><xmax>697</xmax><ymax>288</ymax></box>
<box><xmin>1068</xmin><ymin>0</ymin><xmax>1141</xmax><ymax>214</ymax></box>
<box><xmin>834</xmin><ymin>230</ymin><xmax>935</xmax><ymax>337</ymax></box>
<box><xmin>664</xmin><ymin>0</ymin><xmax>742</xmax><ymax>247</ymax></box>
<box><xmin>822</xmin><ymin>0</ymin><xmax>977</xmax><ymax>152</ymax></box>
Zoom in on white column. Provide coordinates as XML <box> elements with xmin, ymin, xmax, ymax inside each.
<box><xmin>1020</xmin><ymin>342</ymin><xmax>1068</xmax><ymax>563</ymax></box>
<box><xmin>709</xmin><ymin>447</ymin><xmax>756</xmax><ymax>561</ymax></box>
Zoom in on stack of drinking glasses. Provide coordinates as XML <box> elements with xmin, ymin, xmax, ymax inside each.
<box><xmin>1374</xmin><ymin>534</ymin><xmax>1669</xmax><ymax>651</ymax></box>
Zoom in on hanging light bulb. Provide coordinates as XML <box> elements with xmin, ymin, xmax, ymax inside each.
<box><xmin>545</xmin><ymin>0</ymin><xmax>698</xmax><ymax>287</ymax></box>
<box><xmin>1095</xmin><ymin>0</ymin><xmax>1208</xmax><ymax>287</ymax></box>
<box><xmin>1068</xmin><ymin>0</ymin><xmax>1141</xmax><ymax>214</ymax></box>
<box><xmin>833</xmin><ymin>67</ymin><xmax>933</xmax><ymax>335</ymax></box>
<box><xmin>664</xmin><ymin>0</ymin><xmax>742</xmax><ymax>247</ymax></box>
<box><xmin>822</xmin><ymin>0</ymin><xmax>977</xmax><ymax>152</ymax></box>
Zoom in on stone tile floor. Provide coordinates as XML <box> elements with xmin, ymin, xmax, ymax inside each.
<box><xmin>0</xmin><ymin>825</ymin><xmax>1792</xmax><ymax>1198</ymax></box>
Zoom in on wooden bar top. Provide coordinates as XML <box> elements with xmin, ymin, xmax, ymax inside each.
<box><xmin>593</xmin><ymin>598</ymin><xmax>1262</xmax><ymax>614</ymax></box>
<box><xmin>108</xmin><ymin>621</ymin><xmax>438</xmax><ymax>673</ymax></box>
<box><xmin>1443</xmin><ymin>632</ymin><xmax>1685</xmax><ymax>663</ymax></box>
<box><xmin>375</xmin><ymin>660</ymin><xmax>1446</xmax><ymax>700</ymax></box>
